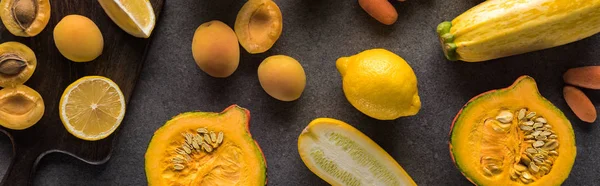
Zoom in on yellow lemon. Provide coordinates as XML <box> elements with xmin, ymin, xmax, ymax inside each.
<box><xmin>336</xmin><ymin>48</ymin><xmax>420</xmax><ymax>120</ymax></box>
<box><xmin>98</xmin><ymin>0</ymin><xmax>156</xmax><ymax>38</ymax></box>
<box><xmin>59</xmin><ymin>76</ymin><xmax>126</xmax><ymax>141</ymax></box>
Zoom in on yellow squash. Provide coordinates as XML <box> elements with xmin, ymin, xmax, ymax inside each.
<box><xmin>450</xmin><ymin>76</ymin><xmax>576</xmax><ymax>185</ymax></box>
<box><xmin>437</xmin><ymin>0</ymin><xmax>600</xmax><ymax>62</ymax></box>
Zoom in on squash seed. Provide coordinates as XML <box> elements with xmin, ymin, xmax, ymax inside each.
<box><xmin>204</xmin><ymin>134</ymin><xmax>211</xmax><ymax>144</ymax></box>
<box><xmin>192</xmin><ymin>140</ymin><xmax>200</xmax><ymax>150</ymax></box>
<box><xmin>175</xmin><ymin>148</ymin><xmax>187</xmax><ymax>155</ymax></box>
<box><xmin>496</xmin><ymin>110</ymin><xmax>514</xmax><ymax>123</ymax></box>
<box><xmin>549</xmin><ymin>151</ymin><xmax>558</xmax><ymax>156</ymax></box>
<box><xmin>210</xmin><ymin>131</ymin><xmax>217</xmax><ymax>143</ymax></box>
<box><xmin>202</xmin><ymin>142</ymin><xmax>213</xmax><ymax>152</ymax></box>
<box><xmin>526</xmin><ymin>112</ymin><xmax>536</xmax><ymax>119</ymax></box>
<box><xmin>544</xmin><ymin>159</ymin><xmax>553</xmax><ymax>165</ymax></box>
<box><xmin>173</xmin><ymin>163</ymin><xmax>185</xmax><ymax>170</ymax></box>
<box><xmin>522</xmin><ymin>171</ymin><xmax>533</xmax><ymax>179</ymax></box>
<box><xmin>197</xmin><ymin>128</ymin><xmax>209</xmax><ymax>134</ymax></box>
<box><xmin>522</xmin><ymin>121</ymin><xmax>534</xmax><ymax>126</ymax></box>
<box><xmin>518</xmin><ymin>109</ymin><xmax>526</xmax><ymax>120</ymax></box>
<box><xmin>540</xmin><ymin>166</ymin><xmax>550</xmax><ymax>174</ymax></box>
<box><xmin>542</xmin><ymin>140</ymin><xmax>558</xmax><ymax>150</ymax></box>
<box><xmin>526</xmin><ymin>148</ymin><xmax>537</xmax><ymax>154</ymax></box>
<box><xmin>529</xmin><ymin>162</ymin><xmax>539</xmax><ymax>173</ymax></box>
<box><xmin>520</xmin><ymin>125</ymin><xmax>534</xmax><ymax>131</ymax></box>
<box><xmin>535</xmin><ymin>117</ymin><xmax>547</xmax><ymax>123</ymax></box>
<box><xmin>182</xmin><ymin>145</ymin><xmax>192</xmax><ymax>154</ymax></box>
<box><xmin>217</xmin><ymin>131</ymin><xmax>224</xmax><ymax>144</ymax></box>
<box><xmin>524</xmin><ymin>135</ymin><xmax>534</xmax><ymax>139</ymax></box>
<box><xmin>482</xmin><ymin>167</ymin><xmax>493</xmax><ymax>176</ymax></box>
<box><xmin>533</xmin><ymin>141</ymin><xmax>544</xmax><ymax>148</ymax></box>
<box><xmin>540</xmin><ymin>131</ymin><xmax>552</xmax><ymax>137</ymax></box>
<box><xmin>514</xmin><ymin>164</ymin><xmax>527</xmax><ymax>172</ymax></box>
<box><xmin>535</xmin><ymin>135</ymin><xmax>547</xmax><ymax>141</ymax></box>
<box><xmin>520</xmin><ymin>177</ymin><xmax>531</xmax><ymax>183</ymax></box>
<box><xmin>532</xmin><ymin>123</ymin><xmax>544</xmax><ymax>128</ymax></box>
<box><xmin>531</xmin><ymin>131</ymin><xmax>542</xmax><ymax>137</ymax></box>
<box><xmin>548</xmin><ymin>134</ymin><xmax>557</xmax><ymax>139</ymax></box>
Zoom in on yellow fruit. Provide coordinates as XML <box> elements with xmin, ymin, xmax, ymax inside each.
<box><xmin>53</xmin><ymin>15</ymin><xmax>104</xmax><ymax>62</ymax></box>
<box><xmin>192</xmin><ymin>20</ymin><xmax>240</xmax><ymax>78</ymax></box>
<box><xmin>234</xmin><ymin>0</ymin><xmax>283</xmax><ymax>54</ymax></box>
<box><xmin>0</xmin><ymin>85</ymin><xmax>44</xmax><ymax>130</ymax></box>
<box><xmin>0</xmin><ymin>0</ymin><xmax>51</xmax><ymax>37</ymax></box>
<box><xmin>59</xmin><ymin>76</ymin><xmax>125</xmax><ymax>141</ymax></box>
<box><xmin>258</xmin><ymin>55</ymin><xmax>306</xmax><ymax>101</ymax></box>
<box><xmin>98</xmin><ymin>0</ymin><xmax>156</xmax><ymax>38</ymax></box>
<box><xmin>336</xmin><ymin>48</ymin><xmax>420</xmax><ymax>120</ymax></box>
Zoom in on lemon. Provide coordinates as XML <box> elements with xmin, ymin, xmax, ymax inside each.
<box><xmin>98</xmin><ymin>0</ymin><xmax>156</xmax><ymax>38</ymax></box>
<box><xmin>336</xmin><ymin>48</ymin><xmax>421</xmax><ymax>120</ymax></box>
<box><xmin>59</xmin><ymin>76</ymin><xmax>126</xmax><ymax>141</ymax></box>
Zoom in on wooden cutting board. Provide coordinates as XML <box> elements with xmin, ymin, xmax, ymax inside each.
<box><xmin>0</xmin><ymin>0</ymin><xmax>163</xmax><ymax>185</ymax></box>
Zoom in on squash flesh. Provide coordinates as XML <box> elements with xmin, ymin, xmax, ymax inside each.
<box><xmin>145</xmin><ymin>105</ymin><xmax>267</xmax><ymax>186</ymax></box>
<box><xmin>450</xmin><ymin>76</ymin><xmax>576</xmax><ymax>185</ymax></box>
<box><xmin>440</xmin><ymin>0</ymin><xmax>600</xmax><ymax>62</ymax></box>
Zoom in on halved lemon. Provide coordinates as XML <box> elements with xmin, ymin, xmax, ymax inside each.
<box><xmin>98</xmin><ymin>0</ymin><xmax>156</xmax><ymax>38</ymax></box>
<box><xmin>59</xmin><ymin>76</ymin><xmax>126</xmax><ymax>141</ymax></box>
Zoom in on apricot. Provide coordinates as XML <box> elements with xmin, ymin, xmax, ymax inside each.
<box><xmin>0</xmin><ymin>42</ymin><xmax>36</xmax><ymax>88</ymax></box>
<box><xmin>0</xmin><ymin>0</ymin><xmax>51</xmax><ymax>37</ymax></box>
<box><xmin>258</xmin><ymin>55</ymin><xmax>306</xmax><ymax>101</ymax></box>
<box><xmin>0</xmin><ymin>85</ymin><xmax>44</xmax><ymax>130</ymax></box>
<box><xmin>192</xmin><ymin>20</ymin><xmax>240</xmax><ymax>78</ymax></box>
<box><xmin>53</xmin><ymin>15</ymin><xmax>104</xmax><ymax>62</ymax></box>
<box><xmin>234</xmin><ymin>0</ymin><xmax>282</xmax><ymax>54</ymax></box>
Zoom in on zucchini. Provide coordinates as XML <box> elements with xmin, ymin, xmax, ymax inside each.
<box><xmin>437</xmin><ymin>0</ymin><xmax>600</xmax><ymax>62</ymax></box>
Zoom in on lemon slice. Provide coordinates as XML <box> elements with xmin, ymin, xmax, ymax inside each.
<box><xmin>98</xmin><ymin>0</ymin><xmax>156</xmax><ymax>38</ymax></box>
<box><xmin>59</xmin><ymin>76</ymin><xmax>126</xmax><ymax>141</ymax></box>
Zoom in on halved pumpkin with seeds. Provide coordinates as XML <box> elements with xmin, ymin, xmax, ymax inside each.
<box><xmin>450</xmin><ymin>76</ymin><xmax>576</xmax><ymax>185</ymax></box>
<box><xmin>145</xmin><ymin>105</ymin><xmax>267</xmax><ymax>185</ymax></box>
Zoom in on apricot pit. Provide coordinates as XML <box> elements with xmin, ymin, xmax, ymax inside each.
<box><xmin>0</xmin><ymin>0</ymin><xmax>51</xmax><ymax>37</ymax></box>
<box><xmin>0</xmin><ymin>85</ymin><xmax>44</xmax><ymax>130</ymax></box>
<box><xmin>235</xmin><ymin>0</ymin><xmax>282</xmax><ymax>54</ymax></box>
<box><xmin>0</xmin><ymin>42</ymin><xmax>37</xmax><ymax>88</ymax></box>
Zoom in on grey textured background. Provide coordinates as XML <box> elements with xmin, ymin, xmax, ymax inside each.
<box><xmin>0</xmin><ymin>0</ymin><xmax>599</xmax><ymax>185</ymax></box>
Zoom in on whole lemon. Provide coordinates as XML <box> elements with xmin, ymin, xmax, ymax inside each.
<box><xmin>336</xmin><ymin>49</ymin><xmax>421</xmax><ymax>120</ymax></box>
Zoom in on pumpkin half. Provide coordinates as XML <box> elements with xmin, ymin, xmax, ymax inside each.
<box><xmin>145</xmin><ymin>105</ymin><xmax>267</xmax><ymax>185</ymax></box>
<box><xmin>450</xmin><ymin>76</ymin><xmax>576</xmax><ymax>185</ymax></box>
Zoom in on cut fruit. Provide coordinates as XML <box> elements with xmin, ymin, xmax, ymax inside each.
<box><xmin>0</xmin><ymin>85</ymin><xmax>44</xmax><ymax>130</ymax></box>
<box><xmin>298</xmin><ymin>118</ymin><xmax>416</xmax><ymax>186</ymax></box>
<box><xmin>450</xmin><ymin>76</ymin><xmax>576</xmax><ymax>185</ymax></box>
<box><xmin>98</xmin><ymin>0</ymin><xmax>156</xmax><ymax>38</ymax></box>
<box><xmin>59</xmin><ymin>76</ymin><xmax>125</xmax><ymax>141</ymax></box>
<box><xmin>145</xmin><ymin>105</ymin><xmax>267</xmax><ymax>185</ymax></box>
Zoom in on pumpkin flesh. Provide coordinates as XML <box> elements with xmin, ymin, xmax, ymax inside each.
<box><xmin>450</xmin><ymin>76</ymin><xmax>576</xmax><ymax>185</ymax></box>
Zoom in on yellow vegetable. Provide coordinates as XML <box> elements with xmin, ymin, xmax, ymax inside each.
<box><xmin>437</xmin><ymin>0</ymin><xmax>600</xmax><ymax>62</ymax></box>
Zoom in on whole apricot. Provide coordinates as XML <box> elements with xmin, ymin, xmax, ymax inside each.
<box><xmin>192</xmin><ymin>20</ymin><xmax>240</xmax><ymax>78</ymax></box>
<box><xmin>234</xmin><ymin>0</ymin><xmax>282</xmax><ymax>54</ymax></box>
<box><xmin>258</xmin><ymin>55</ymin><xmax>306</xmax><ymax>101</ymax></box>
<box><xmin>53</xmin><ymin>15</ymin><xmax>104</xmax><ymax>62</ymax></box>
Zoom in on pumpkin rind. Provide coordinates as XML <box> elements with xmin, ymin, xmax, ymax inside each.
<box><xmin>145</xmin><ymin>105</ymin><xmax>267</xmax><ymax>185</ymax></box>
<box><xmin>450</xmin><ymin>76</ymin><xmax>576</xmax><ymax>185</ymax></box>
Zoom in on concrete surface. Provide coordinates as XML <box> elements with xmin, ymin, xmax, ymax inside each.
<box><xmin>1</xmin><ymin>0</ymin><xmax>599</xmax><ymax>185</ymax></box>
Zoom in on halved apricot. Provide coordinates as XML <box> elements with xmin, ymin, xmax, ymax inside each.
<box><xmin>0</xmin><ymin>85</ymin><xmax>44</xmax><ymax>130</ymax></box>
<box><xmin>234</xmin><ymin>0</ymin><xmax>282</xmax><ymax>54</ymax></box>
<box><xmin>0</xmin><ymin>0</ymin><xmax>51</xmax><ymax>37</ymax></box>
<box><xmin>0</xmin><ymin>42</ymin><xmax>36</xmax><ymax>88</ymax></box>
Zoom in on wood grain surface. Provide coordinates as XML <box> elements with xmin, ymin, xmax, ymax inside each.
<box><xmin>0</xmin><ymin>0</ymin><xmax>164</xmax><ymax>185</ymax></box>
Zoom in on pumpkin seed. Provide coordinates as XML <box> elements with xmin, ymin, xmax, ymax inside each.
<box><xmin>496</xmin><ymin>110</ymin><xmax>514</xmax><ymax>123</ymax></box>
<box><xmin>172</xmin><ymin>157</ymin><xmax>185</xmax><ymax>164</ymax></box>
<box><xmin>522</xmin><ymin>121</ymin><xmax>534</xmax><ymax>126</ymax></box>
<box><xmin>192</xmin><ymin>140</ymin><xmax>200</xmax><ymax>150</ymax></box>
<box><xmin>518</xmin><ymin>109</ymin><xmax>526</xmax><ymax>120</ymax></box>
<box><xmin>520</xmin><ymin>125</ymin><xmax>534</xmax><ymax>131</ymax></box>
<box><xmin>210</xmin><ymin>131</ymin><xmax>217</xmax><ymax>143</ymax></box>
<box><xmin>533</xmin><ymin>158</ymin><xmax>544</xmax><ymax>165</ymax></box>
<box><xmin>532</xmin><ymin>122</ymin><xmax>544</xmax><ymax>128</ymax></box>
<box><xmin>549</xmin><ymin>134</ymin><xmax>557</xmax><ymax>139</ymax></box>
<box><xmin>483</xmin><ymin>167</ymin><xmax>493</xmax><ymax>176</ymax></box>
<box><xmin>542</xmin><ymin>140</ymin><xmax>558</xmax><ymax>150</ymax></box>
<box><xmin>514</xmin><ymin>164</ymin><xmax>528</xmax><ymax>172</ymax></box>
<box><xmin>522</xmin><ymin>171</ymin><xmax>533</xmax><ymax>179</ymax></box>
<box><xmin>535</xmin><ymin>135</ymin><xmax>547</xmax><ymax>141</ymax></box>
<box><xmin>526</xmin><ymin>147</ymin><xmax>537</xmax><ymax>154</ymax></box>
<box><xmin>217</xmin><ymin>131</ymin><xmax>224</xmax><ymax>144</ymax></box>
<box><xmin>197</xmin><ymin>128</ymin><xmax>209</xmax><ymax>134</ymax></box>
<box><xmin>529</xmin><ymin>162</ymin><xmax>539</xmax><ymax>173</ymax></box>
<box><xmin>533</xmin><ymin>141</ymin><xmax>544</xmax><ymax>148</ymax></box>
<box><xmin>175</xmin><ymin>148</ymin><xmax>187</xmax><ymax>155</ymax></box>
<box><xmin>544</xmin><ymin>159</ymin><xmax>553</xmax><ymax>165</ymax></box>
<box><xmin>524</xmin><ymin>135</ymin><xmax>534</xmax><ymax>139</ymax></box>
<box><xmin>540</xmin><ymin>131</ymin><xmax>552</xmax><ymax>137</ymax></box>
<box><xmin>535</xmin><ymin>117</ymin><xmax>547</xmax><ymax>123</ymax></box>
<box><xmin>202</xmin><ymin>143</ymin><xmax>213</xmax><ymax>152</ymax></box>
<box><xmin>173</xmin><ymin>163</ymin><xmax>185</xmax><ymax>170</ymax></box>
<box><xmin>204</xmin><ymin>134</ymin><xmax>211</xmax><ymax>144</ymax></box>
<box><xmin>544</xmin><ymin>124</ymin><xmax>552</xmax><ymax>129</ymax></box>
<box><xmin>526</xmin><ymin>112</ymin><xmax>536</xmax><ymax>119</ymax></box>
<box><xmin>540</xmin><ymin>166</ymin><xmax>550</xmax><ymax>174</ymax></box>
<box><xmin>183</xmin><ymin>145</ymin><xmax>192</xmax><ymax>154</ymax></box>
<box><xmin>549</xmin><ymin>151</ymin><xmax>558</xmax><ymax>156</ymax></box>
<box><xmin>535</xmin><ymin>127</ymin><xmax>545</xmax><ymax>131</ymax></box>
<box><xmin>525</xmin><ymin>140</ymin><xmax>536</xmax><ymax>143</ymax></box>
<box><xmin>531</xmin><ymin>131</ymin><xmax>542</xmax><ymax>137</ymax></box>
